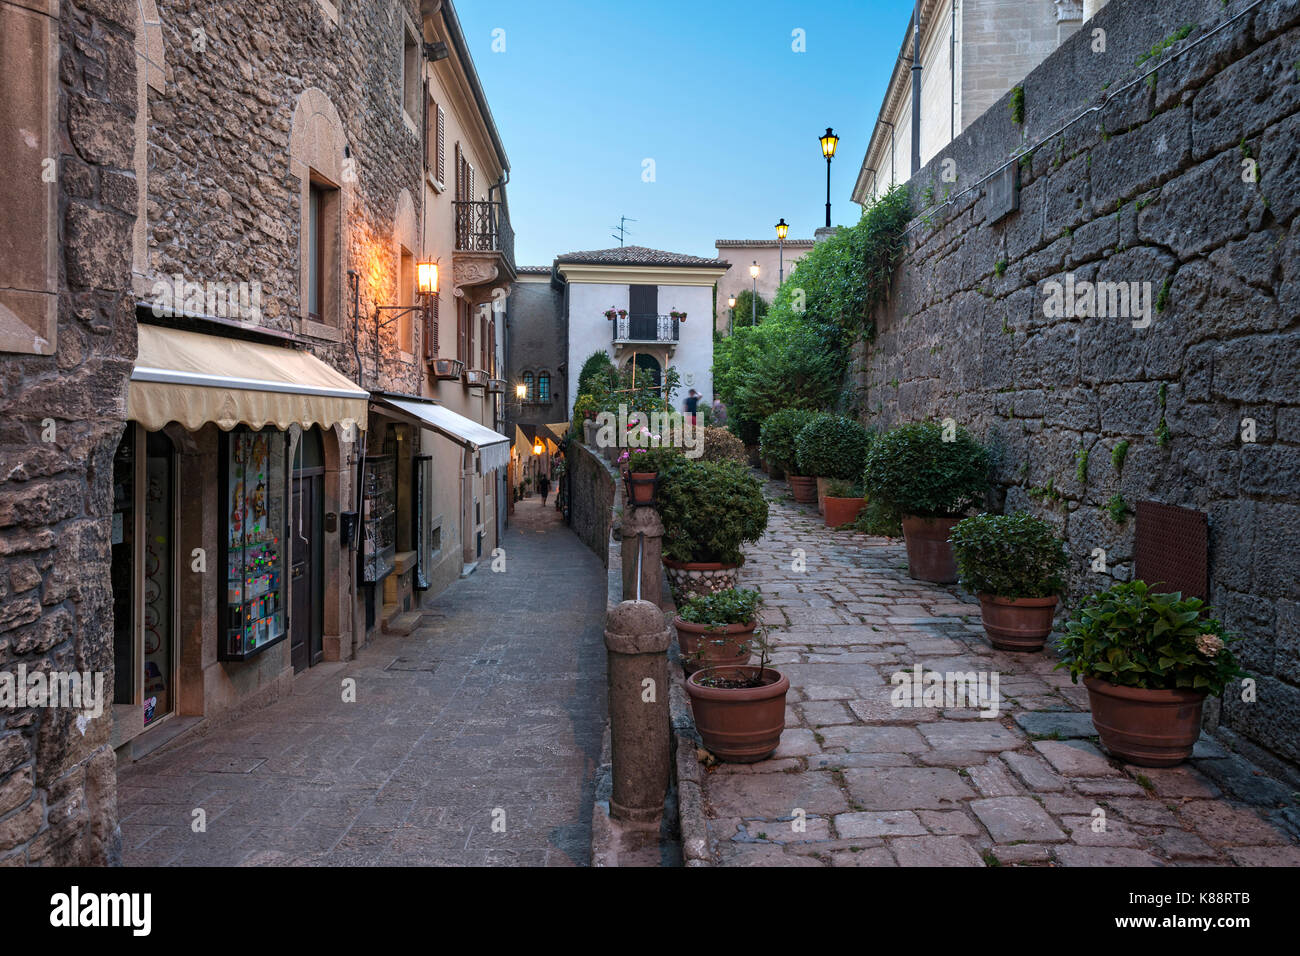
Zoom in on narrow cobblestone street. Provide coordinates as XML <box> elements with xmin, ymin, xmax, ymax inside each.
<box><xmin>117</xmin><ymin>498</ymin><xmax>607</xmax><ymax>866</ymax></box>
<box><xmin>699</xmin><ymin>478</ymin><xmax>1300</xmax><ymax>867</ymax></box>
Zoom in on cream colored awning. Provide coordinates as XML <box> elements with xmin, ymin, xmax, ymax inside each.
<box><xmin>129</xmin><ymin>324</ymin><xmax>369</xmax><ymax>432</ymax></box>
<box><xmin>378</xmin><ymin>396</ymin><xmax>510</xmax><ymax>472</ymax></box>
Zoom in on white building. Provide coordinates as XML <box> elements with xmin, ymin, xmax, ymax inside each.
<box><xmin>554</xmin><ymin>247</ymin><xmax>729</xmax><ymax>413</ymax></box>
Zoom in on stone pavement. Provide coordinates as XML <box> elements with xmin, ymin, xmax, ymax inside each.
<box><xmin>118</xmin><ymin>497</ymin><xmax>608</xmax><ymax>866</ymax></box>
<box><xmin>697</xmin><ymin>478</ymin><xmax>1300</xmax><ymax>867</ymax></box>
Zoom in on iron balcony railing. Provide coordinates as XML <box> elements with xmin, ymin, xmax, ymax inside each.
<box><xmin>453</xmin><ymin>200</ymin><xmax>515</xmax><ymax>274</ymax></box>
<box><xmin>613</xmin><ymin>313</ymin><xmax>680</xmax><ymax>343</ymax></box>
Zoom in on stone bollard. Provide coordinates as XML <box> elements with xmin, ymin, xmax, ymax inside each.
<box><xmin>621</xmin><ymin>505</ymin><xmax>664</xmax><ymax>607</ymax></box>
<box><xmin>604</xmin><ymin>599</ymin><xmax>672</xmax><ymax>823</ymax></box>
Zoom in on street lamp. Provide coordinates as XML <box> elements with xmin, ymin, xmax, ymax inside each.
<box><xmin>515</xmin><ymin>382</ymin><xmax>527</xmax><ymax>401</ymax></box>
<box><xmin>820</xmin><ymin>128</ymin><xmax>839</xmax><ymax>228</ymax></box>
<box><xmin>727</xmin><ymin>294</ymin><xmax>736</xmax><ymax>336</ymax></box>
<box><xmin>749</xmin><ymin>261</ymin><xmax>759</xmax><ymax>326</ymax></box>
<box><xmin>775</xmin><ymin>218</ymin><xmax>788</xmax><ymax>284</ymax></box>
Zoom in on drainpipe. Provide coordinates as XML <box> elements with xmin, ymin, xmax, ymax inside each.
<box><xmin>950</xmin><ymin>0</ymin><xmax>957</xmax><ymax>141</ymax></box>
<box><xmin>911</xmin><ymin>0</ymin><xmax>922</xmax><ymax>176</ymax></box>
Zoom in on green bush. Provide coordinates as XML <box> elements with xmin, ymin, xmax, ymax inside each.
<box><xmin>795</xmin><ymin>414</ymin><xmax>874</xmax><ymax>480</ymax></box>
<box><xmin>573</xmin><ymin>393</ymin><xmax>601</xmax><ymax>421</ymax></box>
<box><xmin>657</xmin><ymin>459</ymin><xmax>769</xmax><ymax>565</ymax></box>
<box><xmin>862</xmin><ymin>421</ymin><xmax>988</xmax><ymax>518</ymax></box>
<box><xmin>1056</xmin><ymin>581</ymin><xmax>1244</xmax><ymax>696</ymax></box>
<box><xmin>824</xmin><ymin>478</ymin><xmax>862</xmax><ymax>498</ymax></box>
<box><xmin>626</xmin><ymin>445</ymin><xmax>681</xmax><ymax>473</ymax></box>
<box><xmin>852</xmin><ymin>498</ymin><xmax>902</xmax><ymax>536</ymax></box>
<box><xmin>759</xmin><ymin>408</ymin><xmax>818</xmax><ymax>474</ymax></box>
<box><xmin>700</xmin><ymin>426</ymin><xmax>749</xmax><ymax>466</ymax></box>
<box><xmin>577</xmin><ymin>350</ymin><xmax>618</xmax><ymax>396</ymax></box>
<box><xmin>677</xmin><ymin>587</ymin><xmax>762</xmax><ymax>628</ymax></box>
<box><xmin>949</xmin><ymin>512</ymin><xmax>1068</xmax><ymax>599</ymax></box>
<box><xmin>730</xmin><ymin>289</ymin><xmax>769</xmax><ymax>328</ymax></box>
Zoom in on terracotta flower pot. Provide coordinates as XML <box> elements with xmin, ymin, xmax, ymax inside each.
<box><xmin>663</xmin><ymin>558</ymin><xmax>741</xmax><ymax>599</ymax></box>
<box><xmin>686</xmin><ymin>665</ymin><xmax>790</xmax><ymax>763</ymax></box>
<box><xmin>977</xmin><ymin>594</ymin><xmax>1059</xmax><ymax>651</ymax></box>
<box><xmin>1083</xmin><ymin>678</ymin><xmax>1207</xmax><ymax>767</ymax></box>
<box><xmin>627</xmin><ymin>472</ymin><xmax>656</xmax><ymax>506</ymax></box>
<box><xmin>673</xmin><ymin>618</ymin><xmax>755</xmax><ymax>675</ymax></box>
<box><xmin>769</xmin><ymin>461</ymin><xmax>786</xmax><ymax>480</ymax></box>
<box><xmin>824</xmin><ymin>496</ymin><xmax>865</xmax><ymax>528</ymax></box>
<box><xmin>815</xmin><ymin>477</ymin><xmax>831</xmax><ymax>514</ymax></box>
<box><xmin>900</xmin><ymin>515</ymin><xmax>962</xmax><ymax>583</ymax></box>
<box><xmin>788</xmin><ymin>474</ymin><xmax>817</xmax><ymax>504</ymax></box>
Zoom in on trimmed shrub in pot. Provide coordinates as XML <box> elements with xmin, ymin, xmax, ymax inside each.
<box><xmin>1056</xmin><ymin>581</ymin><xmax>1245</xmax><ymax>767</ymax></box>
<box><xmin>795</xmin><ymin>415</ymin><xmax>873</xmax><ymax>513</ymax></box>
<box><xmin>862</xmin><ymin>421</ymin><xmax>988</xmax><ymax>583</ymax></box>
<box><xmin>699</xmin><ymin>426</ymin><xmax>749</xmax><ymax>466</ymax></box>
<box><xmin>686</xmin><ymin>628</ymin><xmax>789</xmax><ymax>762</ymax></box>
<box><xmin>624</xmin><ymin>445</ymin><xmax>681</xmax><ymax>507</ymax></box>
<box><xmin>822</xmin><ymin>478</ymin><xmax>866</xmax><ymax>529</ymax></box>
<box><xmin>674</xmin><ymin>587</ymin><xmax>760</xmax><ymax>675</ymax></box>
<box><xmin>657</xmin><ymin>459</ymin><xmax>768</xmax><ymax>598</ymax></box>
<box><xmin>950</xmin><ymin>512</ymin><xmax>1068</xmax><ymax>651</ymax></box>
<box><xmin>759</xmin><ymin>408</ymin><xmax>817</xmax><ymax>496</ymax></box>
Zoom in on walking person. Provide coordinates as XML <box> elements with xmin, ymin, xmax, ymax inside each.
<box><xmin>537</xmin><ymin>471</ymin><xmax>551</xmax><ymax>506</ymax></box>
<box><xmin>683</xmin><ymin>388</ymin><xmax>700</xmax><ymax>426</ymax></box>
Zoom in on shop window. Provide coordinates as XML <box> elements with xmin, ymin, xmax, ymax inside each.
<box><xmin>538</xmin><ymin>372</ymin><xmax>551</xmax><ymax>402</ymax></box>
<box><xmin>220</xmin><ymin>428</ymin><xmax>288</xmax><ymax>661</ymax></box>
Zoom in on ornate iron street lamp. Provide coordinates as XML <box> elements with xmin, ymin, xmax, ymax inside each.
<box><xmin>749</xmin><ymin>261</ymin><xmax>759</xmax><ymax>326</ymax></box>
<box><xmin>775</xmin><ymin>218</ymin><xmax>788</xmax><ymax>283</ymax></box>
<box><xmin>819</xmin><ymin>128</ymin><xmax>839</xmax><ymax>228</ymax></box>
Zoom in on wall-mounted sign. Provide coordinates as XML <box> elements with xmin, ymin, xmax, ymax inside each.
<box><xmin>986</xmin><ymin>162</ymin><xmax>1020</xmax><ymax>224</ymax></box>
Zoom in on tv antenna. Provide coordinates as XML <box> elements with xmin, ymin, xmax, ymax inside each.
<box><xmin>611</xmin><ymin>216</ymin><xmax>637</xmax><ymax>246</ymax></box>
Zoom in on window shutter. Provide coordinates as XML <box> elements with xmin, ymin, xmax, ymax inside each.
<box><xmin>425</xmin><ymin>290</ymin><xmax>439</xmax><ymax>360</ymax></box>
<box><xmin>422</xmin><ymin>87</ymin><xmax>430</xmax><ymax>169</ymax></box>
<box><xmin>455</xmin><ymin>143</ymin><xmax>462</xmax><ymax>199</ymax></box>
<box><xmin>457</xmin><ymin>300</ymin><xmax>468</xmax><ymax>362</ymax></box>
<box><xmin>436</xmin><ymin>105</ymin><xmax>446</xmax><ymax>184</ymax></box>
<box><xmin>488</xmin><ymin>317</ymin><xmax>495</xmax><ymax>376</ymax></box>
<box><xmin>469</xmin><ymin>164</ymin><xmax>475</xmax><ymax>202</ymax></box>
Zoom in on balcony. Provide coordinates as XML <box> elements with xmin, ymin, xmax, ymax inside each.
<box><xmin>452</xmin><ymin>200</ymin><xmax>515</xmax><ymax>304</ymax></box>
<box><xmin>613</xmin><ymin>313</ymin><xmax>680</xmax><ymax>345</ymax></box>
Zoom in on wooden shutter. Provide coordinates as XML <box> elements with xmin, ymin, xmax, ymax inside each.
<box><xmin>436</xmin><ymin>105</ymin><xmax>446</xmax><ymax>184</ymax></box>
<box><xmin>457</xmin><ymin>300</ymin><xmax>468</xmax><ymax>362</ymax></box>
<box><xmin>454</xmin><ymin>143</ymin><xmax>463</xmax><ymax>199</ymax></box>
<box><xmin>488</xmin><ymin>317</ymin><xmax>495</xmax><ymax>376</ymax></box>
<box><xmin>422</xmin><ymin>87</ymin><xmax>430</xmax><ymax>170</ymax></box>
<box><xmin>424</xmin><ymin>290</ymin><xmax>439</xmax><ymax>360</ymax></box>
<box><xmin>469</xmin><ymin>164</ymin><xmax>475</xmax><ymax>202</ymax></box>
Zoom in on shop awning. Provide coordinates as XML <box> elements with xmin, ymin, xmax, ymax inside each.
<box><xmin>379</xmin><ymin>396</ymin><xmax>510</xmax><ymax>472</ymax></box>
<box><xmin>129</xmin><ymin>325</ymin><xmax>369</xmax><ymax>433</ymax></box>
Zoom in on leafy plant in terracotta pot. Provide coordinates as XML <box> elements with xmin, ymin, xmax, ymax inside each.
<box><xmin>862</xmin><ymin>420</ymin><xmax>988</xmax><ymax>583</ymax></box>
<box><xmin>669</xmin><ymin>308</ymin><xmax>687</xmax><ymax>322</ymax></box>
<box><xmin>759</xmin><ymin>407</ymin><xmax>817</xmax><ymax>495</ymax></box>
<box><xmin>949</xmin><ymin>512</ymin><xmax>1068</xmax><ymax>651</ymax></box>
<box><xmin>1056</xmin><ymin>580</ymin><xmax>1244</xmax><ymax>767</ymax></box>
<box><xmin>795</xmin><ymin>414</ymin><xmax>874</xmax><ymax>513</ymax></box>
<box><xmin>623</xmin><ymin>445</ymin><xmax>680</xmax><ymax>507</ymax></box>
<box><xmin>686</xmin><ymin>620</ymin><xmax>788</xmax><ymax>763</ymax></box>
<box><xmin>674</xmin><ymin>587</ymin><xmax>761</xmax><ymax>675</ymax></box>
<box><xmin>822</xmin><ymin>478</ymin><xmax>866</xmax><ymax>528</ymax></box>
<box><xmin>657</xmin><ymin>459</ymin><xmax>768</xmax><ymax>599</ymax></box>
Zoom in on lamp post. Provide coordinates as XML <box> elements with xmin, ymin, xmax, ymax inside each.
<box><xmin>727</xmin><ymin>294</ymin><xmax>736</xmax><ymax>337</ymax></box>
<box><xmin>819</xmin><ymin>128</ymin><xmax>839</xmax><ymax>229</ymax></box>
<box><xmin>775</xmin><ymin>218</ymin><xmax>788</xmax><ymax>284</ymax></box>
<box><xmin>749</xmin><ymin>261</ymin><xmax>759</xmax><ymax>326</ymax></box>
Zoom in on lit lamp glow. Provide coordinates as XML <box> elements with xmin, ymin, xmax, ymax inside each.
<box><xmin>533</xmin><ymin>439</ymin><xmax>544</xmax><ymax>455</ymax></box>
<box><xmin>515</xmin><ymin>383</ymin><xmax>527</xmax><ymax>400</ymax></box>
<box><xmin>417</xmin><ymin>261</ymin><xmax>438</xmax><ymax>296</ymax></box>
<box><xmin>749</xmin><ymin>261</ymin><xmax>759</xmax><ymax>326</ymax></box>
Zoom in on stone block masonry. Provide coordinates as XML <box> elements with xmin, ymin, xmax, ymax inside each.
<box><xmin>857</xmin><ymin>0</ymin><xmax>1300</xmax><ymax>778</ymax></box>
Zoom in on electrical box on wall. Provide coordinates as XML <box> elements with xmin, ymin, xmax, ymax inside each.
<box><xmin>339</xmin><ymin>510</ymin><xmax>357</xmax><ymax>548</ymax></box>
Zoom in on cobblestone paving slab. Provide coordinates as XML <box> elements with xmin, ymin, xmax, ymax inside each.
<box><xmin>119</xmin><ymin>499</ymin><xmax>608</xmax><ymax>866</ymax></box>
<box><xmin>697</xmin><ymin>479</ymin><xmax>1300</xmax><ymax>867</ymax></box>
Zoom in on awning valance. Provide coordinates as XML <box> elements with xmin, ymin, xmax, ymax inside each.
<box><xmin>378</xmin><ymin>396</ymin><xmax>510</xmax><ymax>472</ymax></box>
<box><xmin>129</xmin><ymin>325</ymin><xmax>369</xmax><ymax>433</ymax></box>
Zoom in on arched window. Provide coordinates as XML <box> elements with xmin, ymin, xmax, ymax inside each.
<box><xmin>522</xmin><ymin>372</ymin><xmax>534</xmax><ymax>401</ymax></box>
<box><xmin>537</xmin><ymin>372</ymin><xmax>550</xmax><ymax>402</ymax></box>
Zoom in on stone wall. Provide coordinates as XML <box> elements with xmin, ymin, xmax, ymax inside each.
<box><xmin>566</xmin><ymin>441</ymin><xmax>619</xmax><ymax>570</ymax></box>
<box><xmin>0</xmin><ymin>0</ymin><xmax>139</xmax><ymax>865</ymax></box>
<box><xmin>857</xmin><ymin>0</ymin><xmax>1300</xmax><ymax>778</ymax></box>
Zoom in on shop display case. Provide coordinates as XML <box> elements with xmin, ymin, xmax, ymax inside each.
<box><xmin>362</xmin><ymin>453</ymin><xmax>396</xmax><ymax>583</ymax></box>
<box><xmin>220</xmin><ymin>428</ymin><xmax>288</xmax><ymax>661</ymax></box>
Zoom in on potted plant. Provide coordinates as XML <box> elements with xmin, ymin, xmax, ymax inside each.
<box><xmin>759</xmin><ymin>407</ymin><xmax>817</xmax><ymax>496</ymax></box>
<box><xmin>657</xmin><ymin>459</ymin><xmax>768</xmax><ymax>598</ymax></box>
<box><xmin>950</xmin><ymin>512</ymin><xmax>1068</xmax><ymax>651</ymax></box>
<box><xmin>669</xmin><ymin>308</ymin><xmax>687</xmax><ymax>322</ymax></box>
<box><xmin>623</xmin><ymin>445</ymin><xmax>679</xmax><ymax>507</ymax></box>
<box><xmin>603</xmin><ymin>306</ymin><xmax>618</xmax><ymax>321</ymax></box>
<box><xmin>686</xmin><ymin>624</ymin><xmax>789</xmax><ymax>762</ymax></box>
<box><xmin>795</xmin><ymin>414</ymin><xmax>874</xmax><ymax>513</ymax></box>
<box><xmin>673</xmin><ymin>587</ymin><xmax>760</xmax><ymax>675</ymax></box>
<box><xmin>822</xmin><ymin>478</ymin><xmax>867</xmax><ymax>528</ymax></box>
<box><xmin>862</xmin><ymin>420</ymin><xmax>988</xmax><ymax>583</ymax></box>
<box><xmin>1057</xmin><ymin>581</ymin><xmax>1244</xmax><ymax>767</ymax></box>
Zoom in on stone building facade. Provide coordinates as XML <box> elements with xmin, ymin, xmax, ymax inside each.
<box><xmin>1</xmin><ymin>0</ymin><xmax>512</xmax><ymax>865</ymax></box>
<box><xmin>856</xmin><ymin>0</ymin><xmax>1300</xmax><ymax>779</ymax></box>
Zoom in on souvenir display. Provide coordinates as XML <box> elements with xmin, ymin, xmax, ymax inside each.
<box><xmin>221</xmin><ymin>428</ymin><xmax>287</xmax><ymax>660</ymax></box>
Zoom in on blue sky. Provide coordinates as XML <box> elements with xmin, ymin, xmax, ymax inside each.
<box><xmin>455</xmin><ymin>0</ymin><xmax>916</xmax><ymax>267</ymax></box>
